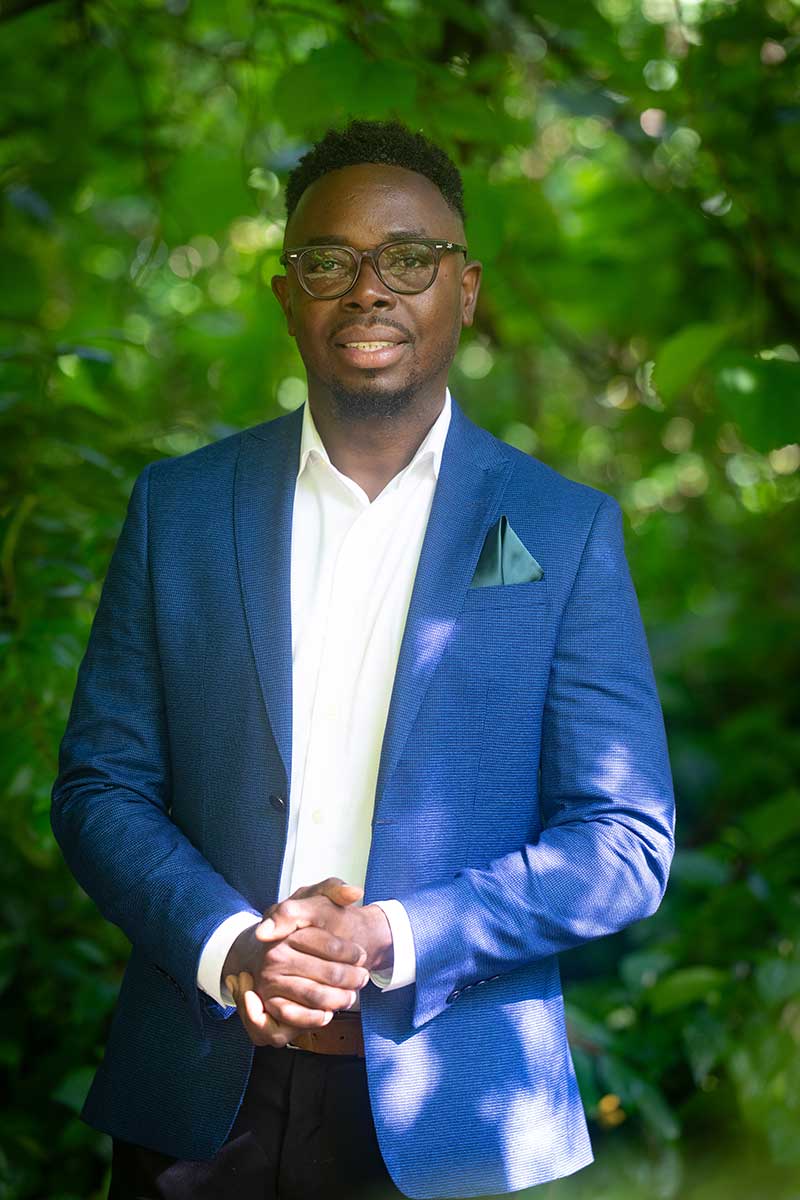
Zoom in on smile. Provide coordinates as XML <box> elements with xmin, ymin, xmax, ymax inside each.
<box><xmin>334</xmin><ymin>341</ymin><xmax>409</xmax><ymax>369</ymax></box>
<box><xmin>343</xmin><ymin>341</ymin><xmax>397</xmax><ymax>351</ymax></box>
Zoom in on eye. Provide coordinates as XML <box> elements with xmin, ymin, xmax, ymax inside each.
<box><xmin>307</xmin><ymin>256</ymin><xmax>341</xmax><ymax>274</ymax></box>
<box><xmin>381</xmin><ymin>244</ymin><xmax>435</xmax><ymax>274</ymax></box>
<box><xmin>302</xmin><ymin>249</ymin><xmax>352</xmax><ymax>276</ymax></box>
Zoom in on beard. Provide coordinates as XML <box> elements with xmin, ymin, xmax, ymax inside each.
<box><xmin>321</xmin><ymin>327</ymin><xmax>460</xmax><ymax>423</ymax></box>
<box><xmin>326</xmin><ymin>373</ymin><xmax>421</xmax><ymax>422</ymax></box>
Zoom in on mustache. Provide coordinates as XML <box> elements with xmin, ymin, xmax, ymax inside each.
<box><xmin>329</xmin><ymin>317</ymin><xmax>414</xmax><ymax>342</ymax></box>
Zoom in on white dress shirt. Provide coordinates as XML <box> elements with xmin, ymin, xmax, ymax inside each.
<box><xmin>197</xmin><ymin>388</ymin><xmax>453</xmax><ymax>1010</ymax></box>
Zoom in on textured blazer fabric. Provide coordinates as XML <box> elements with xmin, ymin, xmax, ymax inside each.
<box><xmin>51</xmin><ymin>393</ymin><xmax>675</xmax><ymax>1200</ymax></box>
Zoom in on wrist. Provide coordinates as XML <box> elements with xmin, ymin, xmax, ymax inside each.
<box><xmin>364</xmin><ymin>904</ymin><xmax>394</xmax><ymax>974</ymax></box>
<box><xmin>221</xmin><ymin>924</ymin><xmax>260</xmax><ymax>992</ymax></box>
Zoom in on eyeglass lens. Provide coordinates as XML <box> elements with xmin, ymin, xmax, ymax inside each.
<box><xmin>299</xmin><ymin>242</ymin><xmax>437</xmax><ymax>296</ymax></box>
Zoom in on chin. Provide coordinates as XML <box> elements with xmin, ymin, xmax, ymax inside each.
<box><xmin>327</xmin><ymin>375</ymin><xmax>421</xmax><ymax>421</ymax></box>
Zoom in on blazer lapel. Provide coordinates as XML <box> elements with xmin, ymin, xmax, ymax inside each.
<box><xmin>372</xmin><ymin>395</ymin><xmax>512</xmax><ymax>815</ymax></box>
<box><xmin>233</xmin><ymin>394</ymin><xmax>512</xmax><ymax>826</ymax></box>
<box><xmin>234</xmin><ymin>406</ymin><xmax>303</xmax><ymax>790</ymax></box>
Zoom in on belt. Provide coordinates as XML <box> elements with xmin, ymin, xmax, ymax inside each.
<box><xmin>287</xmin><ymin>1012</ymin><xmax>364</xmax><ymax>1057</ymax></box>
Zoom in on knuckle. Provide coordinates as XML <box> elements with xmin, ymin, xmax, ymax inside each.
<box><xmin>328</xmin><ymin>963</ymin><xmax>344</xmax><ymax>986</ymax></box>
<box><xmin>303</xmin><ymin>984</ymin><xmax>325</xmax><ymax>1008</ymax></box>
<box><xmin>265</xmin><ymin>942</ymin><xmax>287</xmax><ymax>966</ymax></box>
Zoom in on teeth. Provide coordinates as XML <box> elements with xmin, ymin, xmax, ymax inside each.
<box><xmin>344</xmin><ymin>341</ymin><xmax>396</xmax><ymax>350</ymax></box>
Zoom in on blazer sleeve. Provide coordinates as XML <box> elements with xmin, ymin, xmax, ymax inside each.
<box><xmin>401</xmin><ymin>494</ymin><xmax>676</xmax><ymax>1029</ymax></box>
<box><xmin>50</xmin><ymin>464</ymin><xmax>262</xmax><ymax>1039</ymax></box>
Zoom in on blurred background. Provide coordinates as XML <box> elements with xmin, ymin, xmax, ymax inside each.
<box><xmin>1</xmin><ymin>1</ymin><xmax>799</xmax><ymax>1197</ymax></box>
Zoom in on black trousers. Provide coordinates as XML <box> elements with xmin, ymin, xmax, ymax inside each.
<box><xmin>107</xmin><ymin>1043</ymin><xmax>407</xmax><ymax>1200</ymax></box>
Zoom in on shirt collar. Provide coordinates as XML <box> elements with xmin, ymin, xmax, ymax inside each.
<box><xmin>297</xmin><ymin>387</ymin><xmax>452</xmax><ymax>485</ymax></box>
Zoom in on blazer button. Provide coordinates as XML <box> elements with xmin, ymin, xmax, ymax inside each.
<box><xmin>269</xmin><ymin>793</ymin><xmax>286</xmax><ymax>812</ymax></box>
<box><xmin>447</xmin><ymin>989</ymin><xmax>461</xmax><ymax>1003</ymax></box>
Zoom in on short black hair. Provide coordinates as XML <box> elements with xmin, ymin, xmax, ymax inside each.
<box><xmin>284</xmin><ymin>118</ymin><xmax>465</xmax><ymax>225</ymax></box>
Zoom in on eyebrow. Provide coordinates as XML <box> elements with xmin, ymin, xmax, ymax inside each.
<box><xmin>300</xmin><ymin>229</ymin><xmax>432</xmax><ymax>246</ymax></box>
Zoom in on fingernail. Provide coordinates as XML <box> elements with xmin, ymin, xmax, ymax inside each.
<box><xmin>256</xmin><ymin>918</ymin><xmax>275</xmax><ymax>939</ymax></box>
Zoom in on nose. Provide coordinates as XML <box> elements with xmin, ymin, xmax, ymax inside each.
<box><xmin>341</xmin><ymin>255</ymin><xmax>396</xmax><ymax>311</ymax></box>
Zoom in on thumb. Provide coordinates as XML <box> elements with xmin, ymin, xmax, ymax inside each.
<box><xmin>324</xmin><ymin>881</ymin><xmax>364</xmax><ymax>906</ymax></box>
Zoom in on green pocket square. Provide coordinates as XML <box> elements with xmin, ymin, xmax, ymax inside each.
<box><xmin>469</xmin><ymin>515</ymin><xmax>544</xmax><ymax>588</ymax></box>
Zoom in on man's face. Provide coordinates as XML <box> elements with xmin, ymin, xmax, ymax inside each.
<box><xmin>271</xmin><ymin>163</ymin><xmax>482</xmax><ymax>421</ymax></box>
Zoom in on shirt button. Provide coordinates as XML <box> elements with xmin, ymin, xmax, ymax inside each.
<box><xmin>311</xmin><ymin>808</ymin><xmax>324</xmax><ymax>825</ymax></box>
<box><xmin>269</xmin><ymin>793</ymin><xmax>286</xmax><ymax>812</ymax></box>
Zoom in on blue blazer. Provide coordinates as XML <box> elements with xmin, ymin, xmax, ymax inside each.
<box><xmin>52</xmin><ymin>393</ymin><xmax>675</xmax><ymax>1198</ymax></box>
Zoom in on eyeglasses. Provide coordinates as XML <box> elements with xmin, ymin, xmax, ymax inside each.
<box><xmin>279</xmin><ymin>238</ymin><xmax>468</xmax><ymax>299</ymax></box>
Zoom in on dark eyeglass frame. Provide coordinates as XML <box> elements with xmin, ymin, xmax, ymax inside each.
<box><xmin>279</xmin><ymin>238</ymin><xmax>468</xmax><ymax>299</ymax></box>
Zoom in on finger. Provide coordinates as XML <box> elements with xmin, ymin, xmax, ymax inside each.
<box><xmin>293</xmin><ymin>877</ymin><xmax>364</xmax><ymax>907</ymax></box>
<box><xmin>284</xmin><ymin>925</ymin><xmax>368</xmax><ymax>968</ymax></box>
<box><xmin>319</xmin><ymin>880</ymin><xmax>364</xmax><ymax>906</ymax></box>
<box><xmin>234</xmin><ymin>973</ymin><xmax>301</xmax><ymax>1049</ymax></box>
<box><xmin>254</xmin><ymin>880</ymin><xmax>366</xmax><ymax>943</ymax></box>
<box><xmin>287</xmin><ymin>877</ymin><xmax>344</xmax><ymax>901</ymax></box>
<box><xmin>267</xmin><ymin>995</ymin><xmax>338</xmax><ymax>1027</ymax></box>
<box><xmin>254</xmin><ymin>896</ymin><xmax>326</xmax><ymax>942</ymax></box>
<box><xmin>238</xmin><ymin>971</ymin><xmax>270</xmax><ymax>1032</ymax></box>
<box><xmin>265</xmin><ymin>973</ymin><xmax>363</xmax><ymax>1015</ymax></box>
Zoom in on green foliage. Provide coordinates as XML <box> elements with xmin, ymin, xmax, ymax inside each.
<box><xmin>1</xmin><ymin>0</ymin><xmax>799</xmax><ymax>1197</ymax></box>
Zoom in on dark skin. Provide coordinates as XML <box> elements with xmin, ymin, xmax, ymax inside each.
<box><xmin>223</xmin><ymin>162</ymin><xmax>482</xmax><ymax>1046</ymax></box>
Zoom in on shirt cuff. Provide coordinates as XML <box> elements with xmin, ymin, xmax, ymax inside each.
<box><xmin>369</xmin><ymin>899</ymin><xmax>416</xmax><ymax>991</ymax></box>
<box><xmin>197</xmin><ymin>911</ymin><xmax>262</xmax><ymax>1007</ymax></box>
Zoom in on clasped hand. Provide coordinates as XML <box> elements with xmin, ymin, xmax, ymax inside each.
<box><xmin>222</xmin><ymin>878</ymin><xmax>393</xmax><ymax>1048</ymax></box>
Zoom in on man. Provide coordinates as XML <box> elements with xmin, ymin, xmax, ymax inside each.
<box><xmin>52</xmin><ymin>119</ymin><xmax>675</xmax><ymax>1200</ymax></box>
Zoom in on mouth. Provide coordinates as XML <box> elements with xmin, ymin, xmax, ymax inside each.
<box><xmin>333</xmin><ymin>339</ymin><xmax>409</xmax><ymax>369</ymax></box>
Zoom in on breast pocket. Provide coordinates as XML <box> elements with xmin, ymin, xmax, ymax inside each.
<box><xmin>455</xmin><ymin>580</ymin><xmax>553</xmax><ymax>679</ymax></box>
<box><xmin>460</xmin><ymin>580</ymin><xmax>549</xmax><ymax>613</ymax></box>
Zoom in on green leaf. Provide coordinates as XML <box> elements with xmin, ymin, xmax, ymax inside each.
<box><xmin>682</xmin><ymin>1011</ymin><xmax>727</xmax><ymax>1084</ymax></box>
<box><xmin>671</xmin><ymin>849</ymin><xmax>732</xmax><ymax>888</ymax></box>
<box><xmin>652</xmin><ymin>322</ymin><xmax>733</xmax><ymax>402</ymax></box>
<box><xmin>619</xmin><ymin>950</ymin><xmax>676</xmax><ymax>992</ymax></box>
<box><xmin>755</xmin><ymin>957</ymin><xmax>800</xmax><ymax>1005</ymax></box>
<box><xmin>564</xmin><ymin>1001</ymin><xmax>614</xmax><ymax>1050</ymax></box>
<box><xmin>271</xmin><ymin>42</ymin><xmax>369</xmax><ymax>135</ymax></box>
<box><xmin>51</xmin><ymin>1067</ymin><xmax>95</xmax><ymax>1115</ymax></box>
<box><xmin>715</xmin><ymin>355</ymin><xmax>800</xmax><ymax>453</ymax></box>
<box><xmin>647</xmin><ymin>967</ymin><xmax>729</xmax><ymax>1013</ymax></box>
<box><xmin>740</xmin><ymin>790</ymin><xmax>800</xmax><ymax>852</ymax></box>
<box><xmin>357</xmin><ymin>60</ymin><xmax>418</xmax><ymax>117</ymax></box>
<box><xmin>598</xmin><ymin>1055</ymin><xmax>680</xmax><ymax>1140</ymax></box>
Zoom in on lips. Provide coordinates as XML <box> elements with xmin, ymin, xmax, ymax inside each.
<box><xmin>333</xmin><ymin>326</ymin><xmax>410</xmax><ymax>369</ymax></box>
<box><xmin>342</xmin><ymin>340</ymin><xmax>398</xmax><ymax>350</ymax></box>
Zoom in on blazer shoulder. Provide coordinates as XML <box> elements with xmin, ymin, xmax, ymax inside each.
<box><xmin>490</xmin><ymin>432</ymin><xmax>619</xmax><ymax>522</ymax></box>
<box><xmin>144</xmin><ymin>412</ymin><xmax>289</xmax><ymax>489</ymax></box>
<box><xmin>146</xmin><ymin>427</ymin><xmax>243</xmax><ymax>485</ymax></box>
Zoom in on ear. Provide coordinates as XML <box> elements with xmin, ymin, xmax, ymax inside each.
<box><xmin>271</xmin><ymin>273</ymin><xmax>296</xmax><ymax>336</ymax></box>
<box><xmin>460</xmin><ymin>259</ymin><xmax>482</xmax><ymax>327</ymax></box>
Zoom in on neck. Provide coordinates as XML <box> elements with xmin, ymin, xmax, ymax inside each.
<box><xmin>307</xmin><ymin>384</ymin><xmax>447</xmax><ymax>495</ymax></box>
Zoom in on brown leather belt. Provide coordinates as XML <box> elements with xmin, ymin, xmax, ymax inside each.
<box><xmin>287</xmin><ymin>1012</ymin><xmax>364</xmax><ymax>1057</ymax></box>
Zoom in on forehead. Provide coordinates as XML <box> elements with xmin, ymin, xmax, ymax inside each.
<box><xmin>286</xmin><ymin>163</ymin><xmax>463</xmax><ymax>245</ymax></box>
